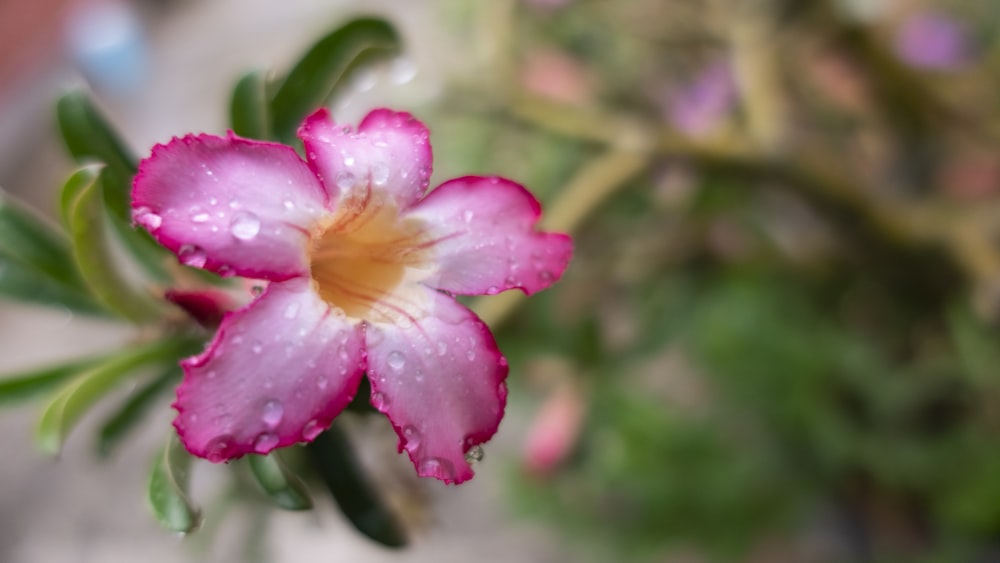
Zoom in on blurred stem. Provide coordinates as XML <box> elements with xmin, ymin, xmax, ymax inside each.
<box><xmin>721</xmin><ymin>0</ymin><xmax>791</xmax><ymax>153</ymax></box>
<box><xmin>508</xmin><ymin>94</ymin><xmax>966</xmax><ymax>305</ymax></box>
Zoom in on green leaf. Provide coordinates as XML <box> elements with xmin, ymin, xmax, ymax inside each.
<box><xmin>56</xmin><ymin>90</ymin><xmax>136</xmax><ymax>176</ymax></box>
<box><xmin>0</xmin><ymin>191</ymin><xmax>85</xmax><ymax>288</ymax></box>
<box><xmin>230</xmin><ymin>71</ymin><xmax>273</xmax><ymax>140</ymax></box>
<box><xmin>247</xmin><ymin>451</ymin><xmax>314</xmax><ymax>510</ymax></box>
<box><xmin>0</xmin><ymin>252</ymin><xmax>108</xmax><ymax>315</ymax></box>
<box><xmin>148</xmin><ymin>434</ymin><xmax>202</xmax><ymax>534</ymax></box>
<box><xmin>96</xmin><ymin>366</ymin><xmax>181</xmax><ymax>457</ymax></box>
<box><xmin>269</xmin><ymin>17</ymin><xmax>401</xmax><ymax>143</ymax></box>
<box><xmin>63</xmin><ymin>167</ymin><xmax>161</xmax><ymax>322</ymax></box>
<box><xmin>0</xmin><ymin>355</ymin><xmax>106</xmax><ymax>405</ymax></box>
<box><xmin>35</xmin><ymin>337</ymin><xmax>197</xmax><ymax>455</ymax></box>
<box><xmin>307</xmin><ymin>423</ymin><xmax>407</xmax><ymax>547</ymax></box>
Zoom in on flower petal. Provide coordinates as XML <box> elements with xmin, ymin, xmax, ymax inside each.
<box><xmin>298</xmin><ymin>108</ymin><xmax>432</xmax><ymax>225</ymax></box>
<box><xmin>365</xmin><ymin>289</ymin><xmax>507</xmax><ymax>484</ymax></box>
<box><xmin>174</xmin><ymin>278</ymin><xmax>365</xmax><ymax>462</ymax></box>
<box><xmin>132</xmin><ymin>133</ymin><xmax>327</xmax><ymax>280</ymax></box>
<box><xmin>407</xmin><ymin>176</ymin><xmax>572</xmax><ymax>295</ymax></box>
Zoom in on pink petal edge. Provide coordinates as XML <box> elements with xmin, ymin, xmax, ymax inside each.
<box><xmin>173</xmin><ymin>279</ymin><xmax>365</xmax><ymax>462</ymax></box>
<box><xmin>132</xmin><ymin>132</ymin><xmax>327</xmax><ymax>281</ymax></box>
<box><xmin>298</xmin><ymin>108</ymin><xmax>433</xmax><ymax>219</ymax></box>
<box><xmin>364</xmin><ymin>289</ymin><xmax>508</xmax><ymax>484</ymax></box>
<box><xmin>407</xmin><ymin>176</ymin><xmax>573</xmax><ymax>296</ymax></box>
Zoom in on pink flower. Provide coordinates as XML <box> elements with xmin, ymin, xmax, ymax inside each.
<box><xmin>131</xmin><ymin>108</ymin><xmax>572</xmax><ymax>484</ymax></box>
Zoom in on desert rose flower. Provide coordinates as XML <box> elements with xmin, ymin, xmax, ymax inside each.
<box><xmin>132</xmin><ymin>108</ymin><xmax>572</xmax><ymax>484</ymax></box>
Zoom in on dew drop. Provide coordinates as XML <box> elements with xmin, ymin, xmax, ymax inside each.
<box><xmin>343</xmin><ymin>153</ymin><xmax>355</xmax><ymax>166</ymax></box>
<box><xmin>371</xmin><ymin>391</ymin><xmax>389</xmax><ymax>410</ymax></box>
<box><xmin>302</xmin><ymin>419</ymin><xmax>325</xmax><ymax>440</ymax></box>
<box><xmin>371</xmin><ymin>162</ymin><xmax>390</xmax><ymax>186</ymax></box>
<box><xmin>253</xmin><ymin>432</ymin><xmax>279</xmax><ymax>453</ymax></box>
<box><xmin>283</xmin><ymin>200</ymin><xmax>294</xmax><ymax>211</ymax></box>
<box><xmin>466</xmin><ymin>349</ymin><xmax>476</xmax><ymax>361</ymax></box>
<box><xmin>387</xmin><ymin>351</ymin><xmax>406</xmax><ymax>370</ymax></box>
<box><xmin>230</xmin><ymin>211</ymin><xmax>261</xmax><ymax>240</ymax></box>
<box><xmin>191</xmin><ymin>212</ymin><xmax>210</xmax><ymax>223</ymax></box>
<box><xmin>436</xmin><ymin>341</ymin><xmax>448</xmax><ymax>356</ymax></box>
<box><xmin>283</xmin><ymin>301</ymin><xmax>300</xmax><ymax>319</ymax></box>
<box><xmin>317</xmin><ymin>377</ymin><xmax>328</xmax><ymax>390</ymax></box>
<box><xmin>462</xmin><ymin>209</ymin><xmax>474</xmax><ymax>223</ymax></box>
<box><xmin>465</xmin><ymin>445</ymin><xmax>484</xmax><ymax>464</ymax></box>
<box><xmin>539</xmin><ymin>270</ymin><xmax>554</xmax><ymax>282</ymax></box>
<box><xmin>204</xmin><ymin>434</ymin><xmax>236</xmax><ymax>463</ymax></box>
<box><xmin>336</xmin><ymin>170</ymin><xmax>356</xmax><ymax>190</ymax></box>
<box><xmin>415</xmin><ymin>369</ymin><xmax>425</xmax><ymax>383</ymax></box>
<box><xmin>178</xmin><ymin>245</ymin><xmax>207</xmax><ymax>268</ymax></box>
<box><xmin>261</xmin><ymin>400</ymin><xmax>284</xmax><ymax>427</ymax></box>
<box><xmin>486</xmin><ymin>286</ymin><xmax>499</xmax><ymax>295</ymax></box>
<box><xmin>209</xmin><ymin>197</ymin><xmax>218</xmax><ymax>206</ymax></box>
<box><xmin>133</xmin><ymin>207</ymin><xmax>162</xmax><ymax>231</ymax></box>
<box><xmin>418</xmin><ymin>457</ymin><xmax>455</xmax><ymax>480</ymax></box>
<box><xmin>207</xmin><ymin>371</ymin><xmax>217</xmax><ymax>380</ymax></box>
<box><xmin>403</xmin><ymin>425</ymin><xmax>421</xmax><ymax>451</ymax></box>
<box><xmin>251</xmin><ymin>285</ymin><xmax>264</xmax><ymax>296</ymax></box>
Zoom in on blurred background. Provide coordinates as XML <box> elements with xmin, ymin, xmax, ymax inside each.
<box><xmin>4</xmin><ymin>0</ymin><xmax>1000</xmax><ymax>561</ymax></box>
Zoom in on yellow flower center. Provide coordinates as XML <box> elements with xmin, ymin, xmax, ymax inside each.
<box><xmin>309</xmin><ymin>201</ymin><xmax>432</xmax><ymax>324</ymax></box>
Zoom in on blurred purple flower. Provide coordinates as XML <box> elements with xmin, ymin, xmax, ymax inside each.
<box><xmin>667</xmin><ymin>60</ymin><xmax>739</xmax><ymax>138</ymax></box>
<box><xmin>894</xmin><ymin>11</ymin><xmax>972</xmax><ymax>70</ymax></box>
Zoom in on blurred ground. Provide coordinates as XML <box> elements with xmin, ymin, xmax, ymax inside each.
<box><xmin>0</xmin><ymin>1</ymin><xmax>564</xmax><ymax>561</ymax></box>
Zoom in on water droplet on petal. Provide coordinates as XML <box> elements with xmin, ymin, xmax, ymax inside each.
<box><xmin>336</xmin><ymin>171</ymin><xmax>356</xmax><ymax>190</ymax></box>
<box><xmin>539</xmin><ymin>270</ymin><xmax>554</xmax><ymax>283</ymax></box>
<box><xmin>418</xmin><ymin>457</ymin><xmax>455</xmax><ymax>480</ymax></box>
<box><xmin>486</xmin><ymin>286</ymin><xmax>499</xmax><ymax>295</ymax></box>
<box><xmin>403</xmin><ymin>425</ymin><xmax>421</xmax><ymax>452</ymax></box>
<box><xmin>371</xmin><ymin>162</ymin><xmax>390</xmax><ymax>186</ymax></box>
<box><xmin>178</xmin><ymin>245</ymin><xmax>207</xmax><ymax>268</ymax></box>
<box><xmin>466</xmin><ymin>349</ymin><xmax>476</xmax><ymax>361</ymax></box>
<box><xmin>191</xmin><ymin>213</ymin><xmax>210</xmax><ymax>223</ymax></box>
<box><xmin>205</xmin><ymin>434</ymin><xmax>237</xmax><ymax>463</ymax></box>
<box><xmin>387</xmin><ymin>351</ymin><xmax>406</xmax><ymax>370</ymax></box>
<box><xmin>465</xmin><ymin>445</ymin><xmax>484</xmax><ymax>464</ymax></box>
<box><xmin>437</xmin><ymin>341</ymin><xmax>448</xmax><ymax>356</ymax></box>
<box><xmin>251</xmin><ymin>285</ymin><xmax>264</xmax><ymax>296</ymax></box>
<box><xmin>284</xmin><ymin>301</ymin><xmax>300</xmax><ymax>319</ymax></box>
<box><xmin>230</xmin><ymin>211</ymin><xmax>261</xmax><ymax>240</ymax></box>
<box><xmin>371</xmin><ymin>391</ymin><xmax>389</xmax><ymax>410</ymax></box>
<box><xmin>462</xmin><ymin>209</ymin><xmax>474</xmax><ymax>223</ymax></box>
<box><xmin>253</xmin><ymin>432</ymin><xmax>279</xmax><ymax>453</ymax></box>
<box><xmin>303</xmin><ymin>419</ymin><xmax>325</xmax><ymax>440</ymax></box>
<box><xmin>283</xmin><ymin>200</ymin><xmax>295</xmax><ymax>211</ymax></box>
<box><xmin>261</xmin><ymin>400</ymin><xmax>284</xmax><ymax>427</ymax></box>
<box><xmin>343</xmin><ymin>153</ymin><xmax>355</xmax><ymax>166</ymax></box>
<box><xmin>133</xmin><ymin>207</ymin><xmax>162</xmax><ymax>231</ymax></box>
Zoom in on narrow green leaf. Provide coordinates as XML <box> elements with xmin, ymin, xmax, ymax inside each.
<box><xmin>35</xmin><ymin>337</ymin><xmax>197</xmax><ymax>455</ymax></box>
<box><xmin>307</xmin><ymin>423</ymin><xmax>407</xmax><ymax>547</ymax></box>
<box><xmin>149</xmin><ymin>434</ymin><xmax>202</xmax><ymax>534</ymax></box>
<box><xmin>105</xmin><ymin>210</ymin><xmax>174</xmax><ymax>283</ymax></box>
<box><xmin>0</xmin><ymin>252</ymin><xmax>109</xmax><ymax>315</ymax></box>
<box><xmin>96</xmin><ymin>366</ymin><xmax>181</xmax><ymax>457</ymax></box>
<box><xmin>0</xmin><ymin>191</ymin><xmax>85</xmax><ymax>288</ymax></box>
<box><xmin>269</xmin><ymin>17</ymin><xmax>401</xmax><ymax>142</ymax></box>
<box><xmin>0</xmin><ymin>355</ymin><xmax>106</xmax><ymax>405</ymax></box>
<box><xmin>230</xmin><ymin>71</ymin><xmax>273</xmax><ymax>140</ymax></box>
<box><xmin>247</xmin><ymin>451</ymin><xmax>314</xmax><ymax>510</ymax></box>
<box><xmin>56</xmin><ymin>90</ymin><xmax>136</xmax><ymax>175</ymax></box>
<box><xmin>64</xmin><ymin>167</ymin><xmax>161</xmax><ymax>322</ymax></box>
